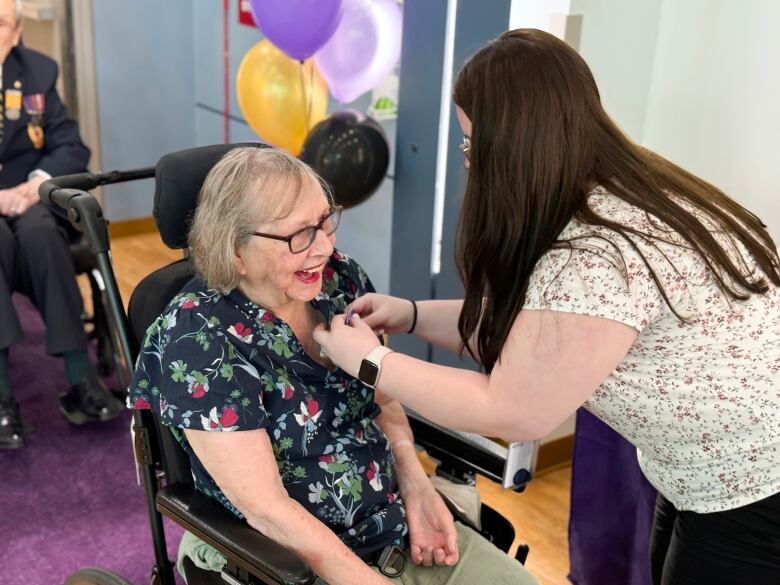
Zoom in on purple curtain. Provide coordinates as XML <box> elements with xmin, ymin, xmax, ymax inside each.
<box><xmin>568</xmin><ymin>409</ymin><xmax>658</xmax><ymax>585</ymax></box>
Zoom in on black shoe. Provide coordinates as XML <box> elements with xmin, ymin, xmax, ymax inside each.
<box><xmin>0</xmin><ymin>398</ymin><xmax>25</xmax><ymax>449</ymax></box>
<box><xmin>59</xmin><ymin>376</ymin><xmax>125</xmax><ymax>425</ymax></box>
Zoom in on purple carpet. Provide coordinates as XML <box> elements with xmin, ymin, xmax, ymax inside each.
<box><xmin>1</xmin><ymin>295</ymin><xmax>184</xmax><ymax>585</ymax></box>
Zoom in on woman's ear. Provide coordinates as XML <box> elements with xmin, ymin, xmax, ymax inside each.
<box><xmin>234</xmin><ymin>249</ymin><xmax>247</xmax><ymax>277</ymax></box>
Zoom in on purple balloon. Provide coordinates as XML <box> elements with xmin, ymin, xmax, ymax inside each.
<box><xmin>249</xmin><ymin>0</ymin><xmax>345</xmax><ymax>61</ymax></box>
<box><xmin>315</xmin><ymin>0</ymin><xmax>402</xmax><ymax>103</ymax></box>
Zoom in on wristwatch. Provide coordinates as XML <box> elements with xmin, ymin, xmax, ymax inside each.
<box><xmin>358</xmin><ymin>346</ymin><xmax>394</xmax><ymax>388</ymax></box>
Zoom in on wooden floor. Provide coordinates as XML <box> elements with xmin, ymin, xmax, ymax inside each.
<box><xmin>82</xmin><ymin>231</ymin><xmax>572</xmax><ymax>585</ymax></box>
<box><xmin>477</xmin><ymin>467</ymin><xmax>571</xmax><ymax>584</ymax></box>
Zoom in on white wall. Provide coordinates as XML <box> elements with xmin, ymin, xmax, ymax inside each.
<box><xmin>571</xmin><ymin>0</ymin><xmax>663</xmax><ymax>141</ymax></box>
<box><xmin>509</xmin><ymin>0</ymin><xmax>666</xmax><ymax>148</ymax></box>
<box><xmin>642</xmin><ymin>0</ymin><xmax>780</xmax><ymax>239</ymax></box>
<box><xmin>509</xmin><ymin>0</ymin><xmax>571</xmax><ymax>31</ymax></box>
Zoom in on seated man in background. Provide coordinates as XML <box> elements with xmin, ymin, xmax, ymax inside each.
<box><xmin>0</xmin><ymin>0</ymin><xmax>123</xmax><ymax>449</ymax></box>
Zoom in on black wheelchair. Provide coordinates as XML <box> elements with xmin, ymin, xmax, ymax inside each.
<box><xmin>42</xmin><ymin>143</ymin><xmax>537</xmax><ymax>585</ymax></box>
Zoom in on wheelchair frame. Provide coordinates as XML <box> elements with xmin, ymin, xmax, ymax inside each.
<box><xmin>41</xmin><ymin>158</ymin><xmax>537</xmax><ymax>585</ymax></box>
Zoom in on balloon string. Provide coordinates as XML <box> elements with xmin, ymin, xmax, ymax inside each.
<box><xmin>307</xmin><ymin>60</ymin><xmax>314</xmax><ymax>131</ymax></box>
<box><xmin>298</xmin><ymin>63</ymin><xmax>308</xmax><ymax>133</ymax></box>
<box><xmin>299</xmin><ymin>60</ymin><xmax>315</xmax><ymax>133</ymax></box>
<box><xmin>222</xmin><ymin>0</ymin><xmax>230</xmax><ymax>143</ymax></box>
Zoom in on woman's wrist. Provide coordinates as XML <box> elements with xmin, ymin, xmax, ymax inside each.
<box><xmin>406</xmin><ymin>300</ymin><xmax>418</xmax><ymax>334</ymax></box>
<box><xmin>392</xmin><ymin>441</ymin><xmax>433</xmax><ymax>494</ymax></box>
<box><xmin>397</xmin><ymin>470</ymin><xmax>435</xmax><ymax>497</ymax></box>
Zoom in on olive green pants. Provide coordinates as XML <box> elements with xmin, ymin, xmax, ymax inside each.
<box><xmin>179</xmin><ymin>521</ymin><xmax>540</xmax><ymax>585</ymax></box>
<box><xmin>317</xmin><ymin>522</ymin><xmax>539</xmax><ymax>585</ymax></box>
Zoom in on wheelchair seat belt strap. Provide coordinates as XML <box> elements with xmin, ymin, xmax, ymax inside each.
<box><xmin>362</xmin><ymin>541</ymin><xmax>407</xmax><ymax>578</ymax></box>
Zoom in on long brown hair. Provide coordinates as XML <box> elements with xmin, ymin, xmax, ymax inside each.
<box><xmin>453</xmin><ymin>28</ymin><xmax>780</xmax><ymax>372</ymax></box>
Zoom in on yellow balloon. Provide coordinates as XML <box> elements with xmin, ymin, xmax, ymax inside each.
<box><xmin>237</xmin><ymin>40</ymin><xmax>328</xmax><ymax>155</ymax></box>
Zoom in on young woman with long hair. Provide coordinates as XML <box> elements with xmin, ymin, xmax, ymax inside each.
<box><xmin>315</xmin><ymin>29</ymin><xmax>780</xmax><ymax>583</ymax></box>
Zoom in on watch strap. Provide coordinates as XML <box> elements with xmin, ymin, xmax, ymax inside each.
<box><xmin>364</xmin><ymin>345</ymin><xmax>393</xmax><ymax>366</ymax></box>
<box><xmin>360</xmin><ymin>346</ymin><xmax>394</xmax><ymax>387</ymax></box>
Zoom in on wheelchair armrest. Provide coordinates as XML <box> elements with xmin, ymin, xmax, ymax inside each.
<box><xmin>156</xmin><ymin>484</ymin><xmax>316</xmax><ymax>585</ymax></box>
<box><xmin>406</xmin><ymin>410</ymin><xmax>537</xmax><ymax>490</ymax></box>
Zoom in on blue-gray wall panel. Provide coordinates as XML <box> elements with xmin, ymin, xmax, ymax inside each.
<box><xmin>389</xmin><ymin>0</ymin><xmax>448</xmax><ymax>359</ymax></box>
<box><xmin>194</xmin><ymin>106</ymin><xmax>256</xmax><ymax>147</ymax></box>
<box><xmin>93</xmin><ymin>0</ymin><xmax>195</xmax><ymax>220</ymax></box>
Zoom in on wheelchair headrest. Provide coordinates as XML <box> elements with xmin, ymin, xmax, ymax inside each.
<box><xmin>153</xmin><ymin>142</ymin><xmax>268</xmax><ymax>249</ymax></box>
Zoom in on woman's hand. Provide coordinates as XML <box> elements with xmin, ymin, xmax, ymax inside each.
<box><xmin>403</xmin><ymin>484</ymin><xmax>459</xmax><ymax>566</ymax></box>
<box><xmin>313</xmin><ymin>313</ymin><xmax>381</xmax><ymax>378</ymax></box>
<box><xmin>347</xmin><ymin>293</ymin><xmax>416</xmax><ymax>336</ymax></box>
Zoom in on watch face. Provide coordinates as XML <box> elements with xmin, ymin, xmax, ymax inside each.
<box><xmin>358</xmin><ymin>359</ymin><xmax>380</xmax><ymax>387</ymax></box>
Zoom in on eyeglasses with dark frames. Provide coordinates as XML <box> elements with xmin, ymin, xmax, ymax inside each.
<box><xmin>252</xmin><ymin>206</ymin><xmax>343</xmax><ymax>254</ymax></box>
<box><xmin>459</xmin><ymin>135</ymin><xmax>471</xmax><ymax>160</ymax></box>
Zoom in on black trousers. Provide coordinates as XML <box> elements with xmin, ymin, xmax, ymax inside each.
<box><xmin>0</xmin><ymin>203</ymin><xmax>86</xmax><ymax>355</ymax></box>
<box><xmin>651</xmin><ymin>491</ymin><xmax>780</xmax><ymax>585</ymax></box>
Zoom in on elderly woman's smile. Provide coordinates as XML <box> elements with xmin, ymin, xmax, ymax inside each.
<box><xmin>296</xmin><ymin>263</ymin><xmax>325</xmax><ymax>284</ymax></box>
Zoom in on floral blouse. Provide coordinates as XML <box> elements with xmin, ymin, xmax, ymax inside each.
<box><xmin>129</xmin><ymin>251</ymin><xmax>406</xmax><ymax>556</ymax></box>
<box><xmin>524</xmin><ymin>187</ymin><xmax>780</xmax><ymax>513</ymax></box>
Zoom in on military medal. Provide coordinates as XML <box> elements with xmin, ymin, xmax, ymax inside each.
<box><xmin>27</xmin><ymin>123</ymin><xmax>44</xmax><ymax>149</ymax></box>
<box><xmin>23</xmin><ymin>93</ymin><xmax>46</xmax><ymax>149</ymax></box>
<box><xmin>23</xmin><ymin>93</ymin><xmax>45</xmax><ymax>119</ymax></box>
<box><xmin>5</xmin><ymin>88</ymin><xmax>21</xmax><ymax>120</ymax></box>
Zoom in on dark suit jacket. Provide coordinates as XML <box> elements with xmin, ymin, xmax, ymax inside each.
<box><xmin>0</xmin><ymin>44</ymin><xmax>90</xmax><ymax>188</ymax></box>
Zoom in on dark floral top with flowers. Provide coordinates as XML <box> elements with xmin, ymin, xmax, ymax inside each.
<box><xmin>129</xmin><ymin>250</ymin><xmax>406</xmax><ymax>556</ymax></box>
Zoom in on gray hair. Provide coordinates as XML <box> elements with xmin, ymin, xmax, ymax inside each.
<box><xmin>14</xmin><ymin>0</ymin><xmax>22</xmax><ymax>24</ymax></box>
<box><xmin>188</xmin><ymin>147</ymin><xmax>332</xmax><ymax>291</ymax></box>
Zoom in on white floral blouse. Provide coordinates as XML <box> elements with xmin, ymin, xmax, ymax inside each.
<box><xmin>523</xmin><ymin>187</ymin><xmax>780</xmax><ymax>513</ymax></box>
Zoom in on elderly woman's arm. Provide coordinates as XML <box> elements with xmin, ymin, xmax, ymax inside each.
<box><xmin>373</xmin><ymin>390</ymin><xmax>459</xmax><ymax>567</ymax></box>
<box><xmin>184</xmin><ymin>429</ymin><xmax>390</xmax><ymax>585</ymax></box>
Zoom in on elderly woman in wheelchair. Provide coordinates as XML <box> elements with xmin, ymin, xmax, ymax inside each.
<box><xmin>128</xmin><ymin>147</ymin><xmax>538</xmax><ymax>584</ymax></box>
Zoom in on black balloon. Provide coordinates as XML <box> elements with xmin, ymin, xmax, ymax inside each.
<box><xmin>299</xmin><ymin>110</ymin><xmax>390</xmax><ymax>209</ymax></box>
